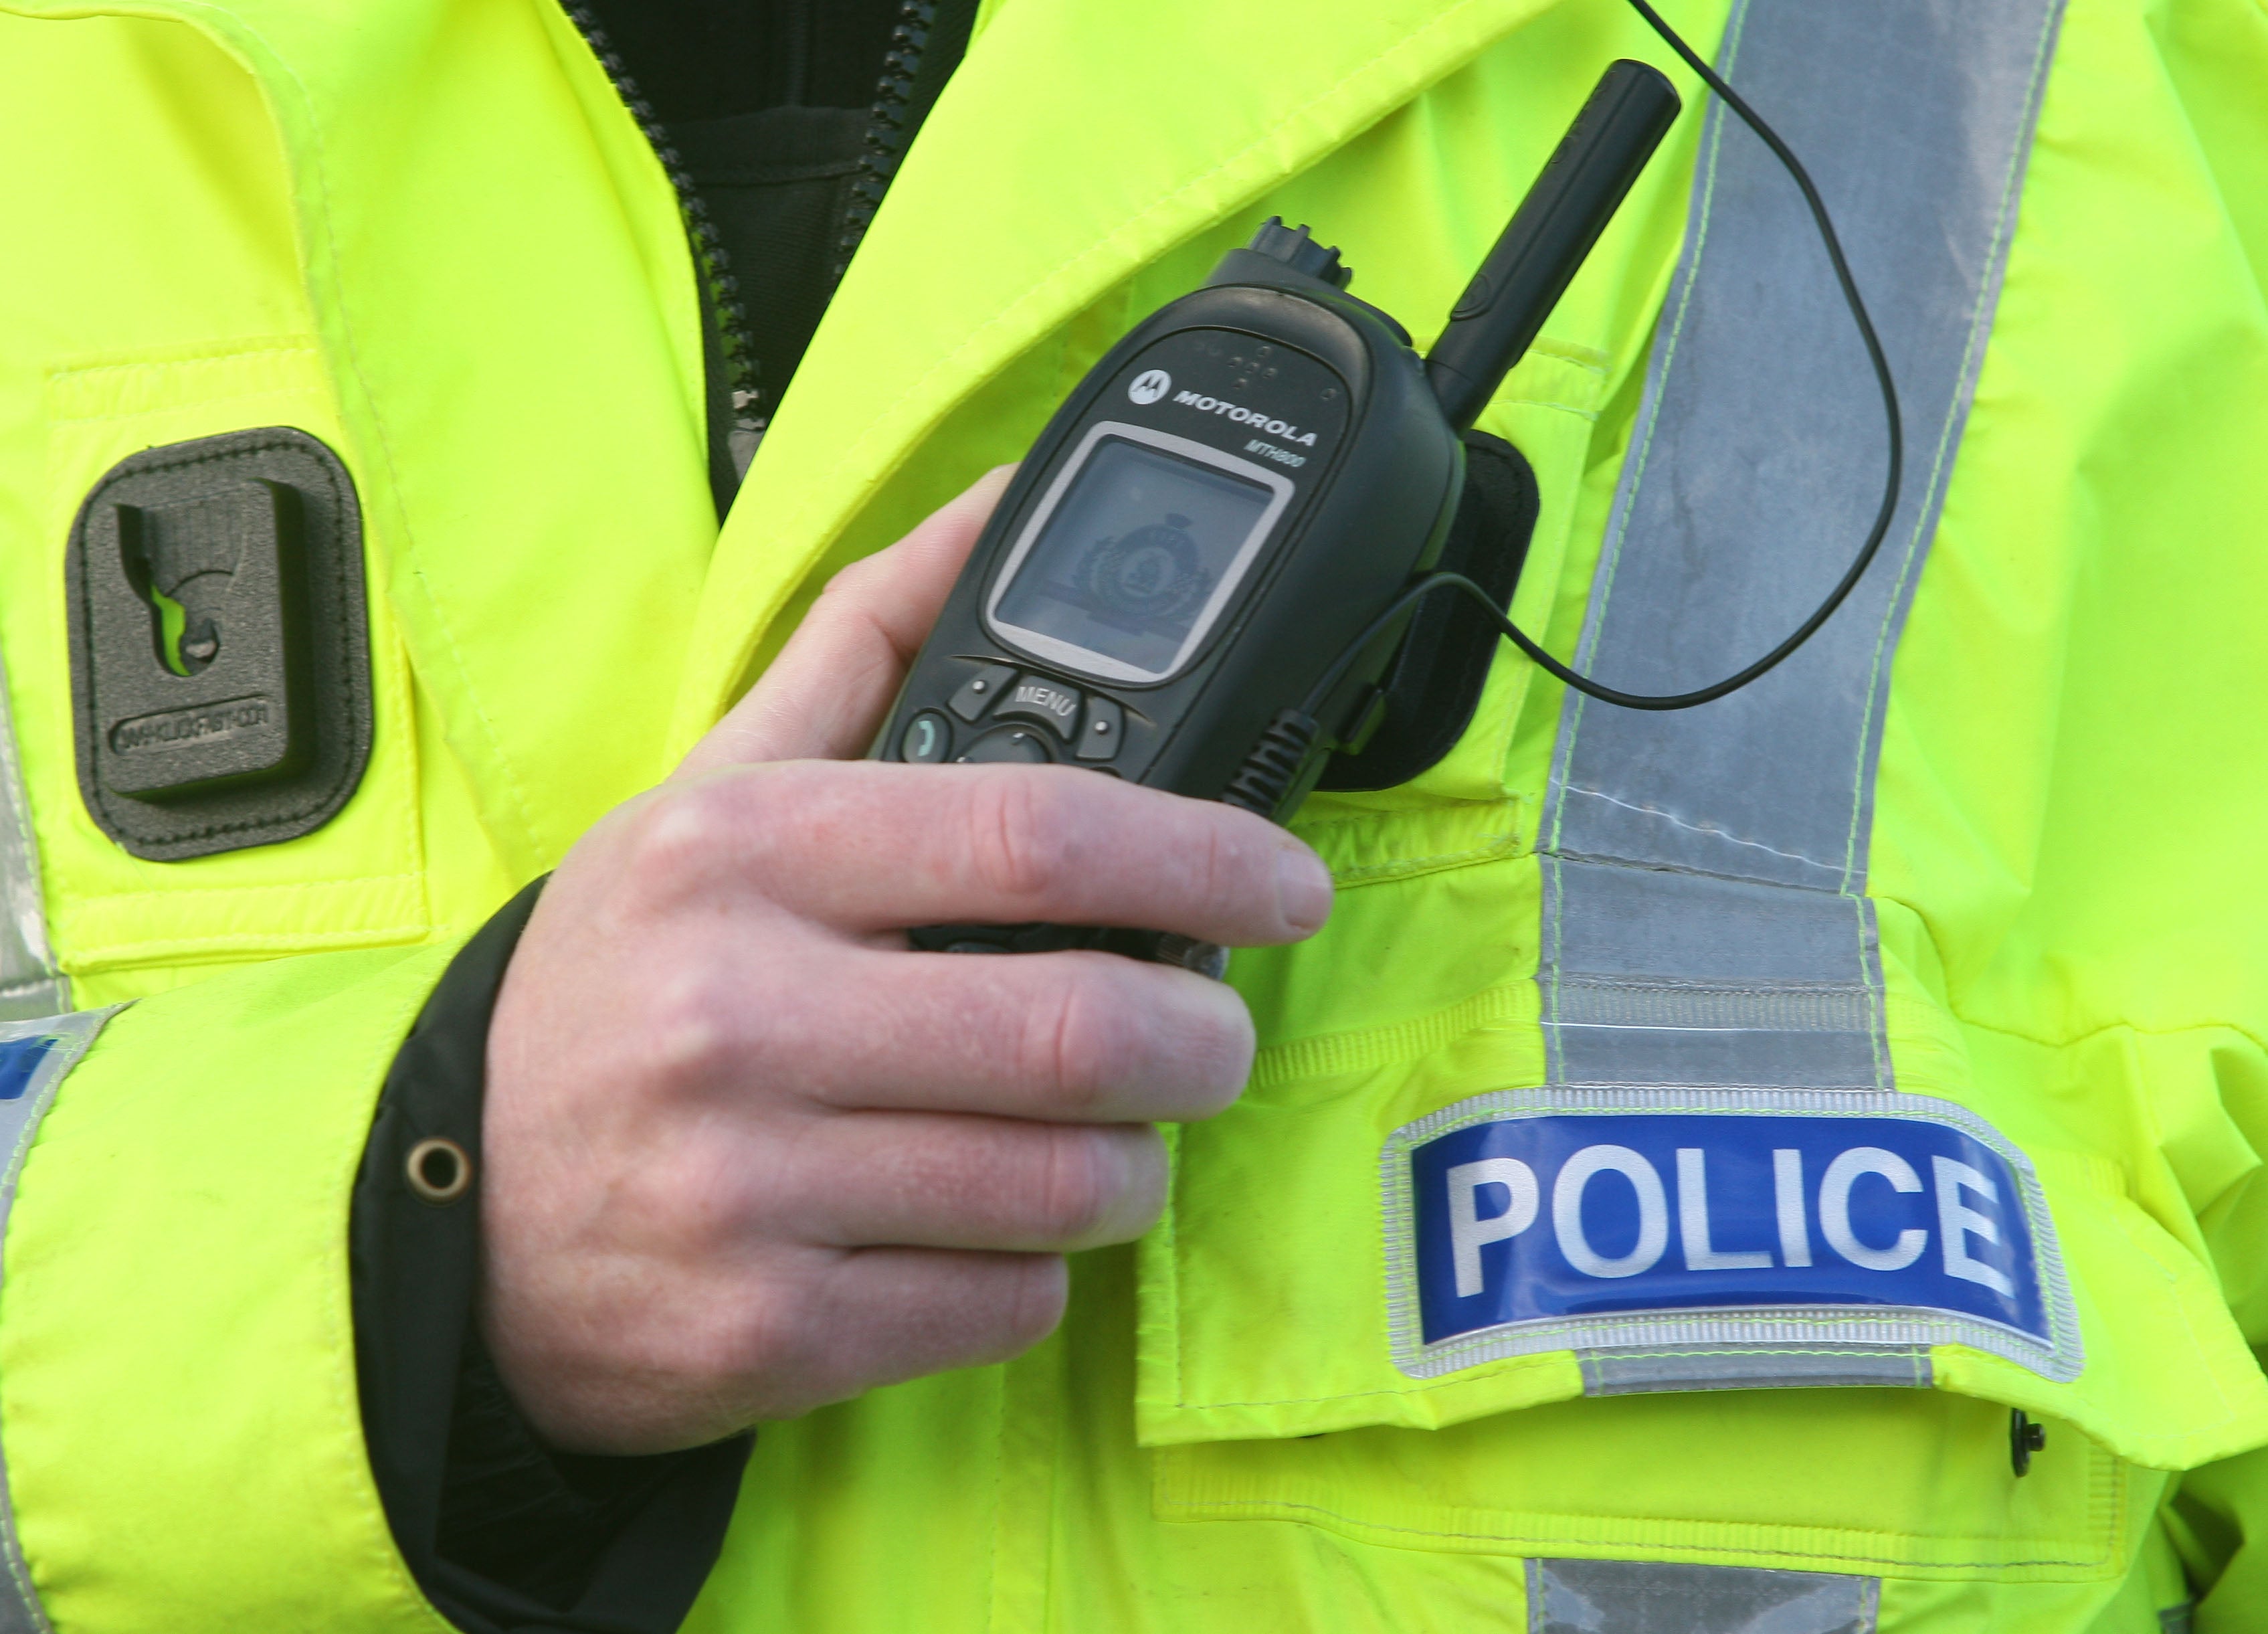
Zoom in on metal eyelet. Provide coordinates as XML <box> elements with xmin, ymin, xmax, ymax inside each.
<box><xmin>405</xmin><ymin>1136</ymin><xmax>474</xmax><ymax>1206</ymax></box>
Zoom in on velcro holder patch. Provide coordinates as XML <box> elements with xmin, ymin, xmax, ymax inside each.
<box><xmin>1381</xmin><ymin>1089</ymin><xmax>2079</xmax><ymax>1384</ymax></box>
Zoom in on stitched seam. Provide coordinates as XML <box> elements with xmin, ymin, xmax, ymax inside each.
<box><xmin>1860</xmin><ymin>898</ymin><xmax>1891</xmax><ymax>1092</ymax></box>
<box><xmin>1557</xmin><ymin>977</ymin><xmax>1872</xmax><ymax>997</ymax></box>
<box><xmin>1836</xmin><ymin>1</ymin><xmax>2063</xmax><ymax>896</ymax></box>
<box><xmin>1331</xmin><ymin>835</ymin><xmax>1521</xmax><ymax>885</ymax></box>
<box><xmin>1149</xmin><ymin>1494</ymin><xmax>2103</xmax><ymax>1570</ymax></box>
<box><xmin>160</xmin><ymin>0</ymin><xmax>547</xmax><ymax>874</ymax></box>
<box><xmin>1522</xmin><ymin>338</ymin><xmax>1611</xmax><ymax>377</ymax></box>
<box><xmin>58</xmin><ymin>871</ymin><xmax>423</xmax><ymax>907</ymax></box>
<box><xmin>1543</xmin><ymin>0</ymin><xmax>1751</xmax><ymax>867</ymax></box>
<box><xmin>1495</xmin><ymin>397</ymin><xmax>1599</xmax><ymax>422</ymax></box>
<box><xmin>1246</xmin><ymin>981</ymin><xmax>1535</xmax><ymax>1091</ymax></box>
<box><xmin>1411</xmin><ymin>1317</ymin><xmax>2065</xmax><ymax>1381</ymax></box>
<box><xmin>50</xmin><ymin>382</ymin><xmax>323</xmax><ymax>424</ymax></box>
<box><xmin>1934</xmin><ymin>1000</ymin><xmax>2268</xmax><ymax>1063</ymax></box>
<box><xmin>1547</xmin><ymin>846</ymin><xmax>1845</xmax><ymax>893</ymax></box>
<box><xmin>1539</xmin><ymin>7</ymin><xmax>1751</xmax><ymax>1047</ymax></box>
<box><xmin>1560</xmin><ymin>786</ymin><xmax>1839</xmax><ymax>873</ymax></box>
<box><xmin>45</xmin><ymin>342</ymin><xmax>323</xmax><ymax>421</ymax></box>
<box><xmin>45</xmin><ymin>342</ymin><xmax>319</xmax><ymax>386</ymax></box>
<box><xmin>1291</xmin><ymin>798</ymin><xmax>1517</xmax><ymax>834</ymax></box>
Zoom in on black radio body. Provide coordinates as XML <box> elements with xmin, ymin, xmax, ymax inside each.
<box><xmin>869</xmin><ymin>61</ymin><xmax>1685</xmax><ymax>965</ymax></box>
<box><xmin>877</xmin><ymin>243</ymin><xmax>1460</xmax><ymax>814</ymax></box>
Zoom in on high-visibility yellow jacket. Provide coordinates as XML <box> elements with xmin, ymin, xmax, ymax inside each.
<box><xmin>2</xmin><ymin>0</ymin><xmax>2267</xmax><ymax>1629</ymax></box>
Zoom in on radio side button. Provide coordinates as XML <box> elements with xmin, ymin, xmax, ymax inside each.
<box><xmin>1076</xmin><ymin>695</ymin><xmax>1123</xmax><ymax>761</ymax></box>
<box><xmin>992</xmin><ymin>678</ymin><xmax>1082</xmax><ymax>740</ymax></box>
<box><xmin>949</xmin><ymin>663</ymin><xmax>1019</xmax><ymax>722</ymax></box>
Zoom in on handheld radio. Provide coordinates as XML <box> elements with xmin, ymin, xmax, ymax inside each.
<box><xmin>872</xmin><ymin>61</ymin><xmax>1682</xmax><ymax>968</ymax></box>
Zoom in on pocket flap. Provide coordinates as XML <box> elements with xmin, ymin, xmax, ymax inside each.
<box><xmin>1139</xmin><ymin>1022</ymin><xmax>2268</xmax><ymax>1471</ymax></box>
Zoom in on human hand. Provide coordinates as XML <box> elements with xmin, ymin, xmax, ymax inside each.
<box><xmin>480</xmin><ymin>468</ymin><xmax>1333</xmax><ymax>1453</ymax></box>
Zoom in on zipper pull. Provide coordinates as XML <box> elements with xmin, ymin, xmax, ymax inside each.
<box><xmin>729</xmin><ymin>387</ymin><xmax>767</xmax><ymax>480</ymax></box>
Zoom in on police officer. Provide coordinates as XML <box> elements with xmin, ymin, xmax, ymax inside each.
<box><xmin>1</xmin><ymin>1</ymin><xmax>2265</xmax><ymax>1631</ymax></box>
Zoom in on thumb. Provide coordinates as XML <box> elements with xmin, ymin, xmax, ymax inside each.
<box><xmin>678</xmin><ymin>464</ymin><xmax>1014</xmax><ymax>776</ymax></box>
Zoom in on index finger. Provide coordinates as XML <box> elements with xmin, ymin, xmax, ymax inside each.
<box><xmin>680</xmin><ymin>466</ymin><xmax>1014</xmax><ymax>776</ymax></box>
<box><xmin>677</xmin><ymin>759</ymin><xmax>1334</xmax><ymax>949</ymax></box>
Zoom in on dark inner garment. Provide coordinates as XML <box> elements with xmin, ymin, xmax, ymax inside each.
<box><xmin>381</xmin><ymin>5</ymin><xmax>976</xmax><ymax>1625</ymax></box>
<box><xmin>584</xmin><ymin>0</ymin><xmax>937</xmax><ymax>416</ymax></box>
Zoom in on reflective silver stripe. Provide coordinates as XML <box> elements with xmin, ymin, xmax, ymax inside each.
<box><xmin>0</xmin><ymin>649</ymin><xmax>62</xmax><ymax>1024</ymax></box>
<box><xmin>1529</xmin><ymin>1559</ymin><xmax>1878</xmax><ymax>1634</ymax></box>
<box><xmin>1579</xmin><ymin>1343</ymin><xmax>1928</xmax><ymax>1396</ymax></box>
<box><xmin>1537</xmin><ymin>0</ymin><xmax>2066</xmax><ymax>1388</ymax></box>
<box><xmin>0</xmin><ymin>1010</ymin><xmax>115</xmax><ymax>1634</ymax></box>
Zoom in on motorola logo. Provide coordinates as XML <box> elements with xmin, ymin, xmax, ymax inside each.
<box><xmin>1127</xmin><ymin>369</ymin><xmax>1171</xmax><ymax>405</ymax></box>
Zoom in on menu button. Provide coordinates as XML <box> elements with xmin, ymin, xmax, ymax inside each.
<box><xmin>994</xmin><ymin>679</ymin><xmax>1082</xmax><ymax>740</ymax></box>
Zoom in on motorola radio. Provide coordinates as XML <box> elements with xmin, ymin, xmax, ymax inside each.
<box><xmin>870</xmin><ymin>6</ymin><xmax>1909</xmax><ymax>978</ymax></box>
<box><xmin>870</xmin><ymin>60</ymin><xmax>1683</xmax><ymax>966</ymax></box>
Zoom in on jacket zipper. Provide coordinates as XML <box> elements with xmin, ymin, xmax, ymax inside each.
<box><xmin>558</xmin><ymin>1</ymin><xmax>945</xmax><ymax>494</ymax></box>
<box><xmin>832</xmin><ymin>1</ymin><xmax>942</xmax><ymax>288</ymax></box>
<box><xmin>557</xmin><ymin>2</ymin><xmax>761</xmax><ymax>504</ymax></box>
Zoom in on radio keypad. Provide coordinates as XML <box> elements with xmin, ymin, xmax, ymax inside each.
<box><xmin>991</xmin><ymin>678</ymin><xmax>1082</xmax><ymax>739</ymax></box>
<box><xmin>934</xmin><ymin>660</ymin><xmax>1126</xmax><ymax>769</ymax></box>
<box><xmin>957</xmin><ymin>727</ymin><xmax>1052</xmax><ymax>764</ymax></box>
<box><xmin>949</xmin><ymin>663</ymin><xmax>1019</xmax><ymax>723</ymax></box>
<box><xmin>1076</xmin><ymin>696</ymin><xmax>1123</xmax><ymax>761</ymax></box>
<box><xmin>900</xmin><ymin>711</ymin><xmax>953</xmax><ymax>763</ymax></box>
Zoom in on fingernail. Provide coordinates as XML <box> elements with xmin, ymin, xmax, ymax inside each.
<box><xmin>1274</xmin><ymin>846</ymin><xmax>1334</xmax><ymax>933</ymax></box>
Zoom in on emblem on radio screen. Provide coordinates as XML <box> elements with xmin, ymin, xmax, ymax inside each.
<box><xmin>1078</xmin><ymin>513</ymin><xmax>1213</xmax><ymax>624</ymax></box>
<box><xmin>1127</xmin><ymin>368</ymin><xmax>1171</xmax><ymax>405</ymax></box>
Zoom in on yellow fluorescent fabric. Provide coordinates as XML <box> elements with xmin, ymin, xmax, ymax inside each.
<box><xmin>0</xmin><ymin>0</ymin><xmax>2261</xmax><ymax>1629</ymax></box>
<box><xmin>1</xmin><ymin>941</ymin><xmax>460</xmax><ymax>1633</ymax></box>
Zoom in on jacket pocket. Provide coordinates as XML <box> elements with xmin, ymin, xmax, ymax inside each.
<box><xmin>1156</xmin><ymin>846</ymin><xmax>2268</xmax><ymax>1481</ymax></box>
<box><xmin>25</xmin><ymin>343</ymin><xmax>425</xmax><ymax>995</ymax></box>
<box><xmin>1151</xmin><ymin>1385</ymin><xmax>2152</xmax><ymax>1584</ymax></box>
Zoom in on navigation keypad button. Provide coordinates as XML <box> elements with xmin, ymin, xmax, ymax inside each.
<box><xmin>991</xmin><ymin>677</ymin><xmax>1082</xmax><ymax>740</ymax></box>
<box><xmin>899</xmin><ymin>711</ymin><xmax>953</xmax><ymax>764</ymax></box>
<box><xmin>1076</xmin><ymin>695</ymin><xmax>1123</xmax><ymax>761</ymax></box>
<box><xmin>957</xmin><ymin>728</ymin><xmax>1052</xmax><ymax>764</ymax></box>
<box><xmin>949</xmin><ymin>663</ymin><xmax>1019</xmax><ymax>723</ymax></box>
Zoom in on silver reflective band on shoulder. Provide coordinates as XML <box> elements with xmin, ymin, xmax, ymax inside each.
<box><xmin>0</xmin><ymin>649</ymin><xmax>63</xmax><ymax>1023</ymax></box>
<box><xmin>1532</xmin><ymin>0</ymin><xmax>2069</xmax><ymax>1390</ymax></box>
<box><xmin>0</xmin><ymin>1009</ymin><xmax>116</xmax><ymax>1634</ymax></box>
<box><xmin>1529</xmin><ymin>1559</ymin><xmax>1878</xmax><ymax>1634</ymax></box>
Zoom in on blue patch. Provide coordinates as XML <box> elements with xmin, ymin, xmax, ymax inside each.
<box><xmin>1384</xmin><ymin>1091</ymin><xmax>2076</xmax><ymax>1380</ymax></box>
<box><xmin>0</xmin><ymin>1038</ymin><xmax>48</xmax><ymax>1103</ymax></box>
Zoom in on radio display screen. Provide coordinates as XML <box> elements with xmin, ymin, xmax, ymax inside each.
<box><xmin>990</xmin><ymin>435</ymin><xmax>1283</xmax><ymax>682</ymax></box>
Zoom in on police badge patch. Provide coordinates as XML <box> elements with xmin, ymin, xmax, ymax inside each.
<box><xmin>1382</xmin><ymin>1088</ymin><xmax>2079</xmax><ymax>1385</ymax></box>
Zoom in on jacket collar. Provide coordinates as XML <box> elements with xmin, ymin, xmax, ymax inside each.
<box><xmin>6</xmin><ymin>0</ymin><xmax>1557</xmax><ymax>754</ymax></box>
<box><xmin>670</xmin><ymin>0</ymin><xmax>1561</xmax><ymax>746</ymax></box>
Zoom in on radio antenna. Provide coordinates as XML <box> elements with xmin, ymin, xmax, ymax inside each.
<box><xmin>1424</xmin><ymin>59</ymin><xmax>1681</xmax><ymax>432</ymax></box>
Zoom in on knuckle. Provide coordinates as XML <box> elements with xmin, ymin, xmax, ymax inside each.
<box><xmin>672</xmin><ymin>1282</ymin><xmax>802</xmax><ymax>1402</ymax></box>
<box><xmin>1026</xmin><ymin>969</ymin><xmax>1139</xmax><ymax>1112</ymax></box>
<box><xmin>1001</xmin><ymin>1255</ymin><xmax>1069</xmax><ymax>1353</ymax></box>
<box><xmin>642</xmin><ymin>966</ymin><xmax>743</xmax><ymax>1092</ymax></box>
<box><xmin>964</xmin><ymin>774</ymin><xmax>1076</xmax><ymax>902</ymax></box>
<box><xmin>619</xmin><ymin>780</ymin><xmax>744</xmax><ymax>899</ymax></box>
<box><xmin>1033</xmin><ymin>1129</ymin><xmax>1126</xmax><ymax>1245</ymax></box>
